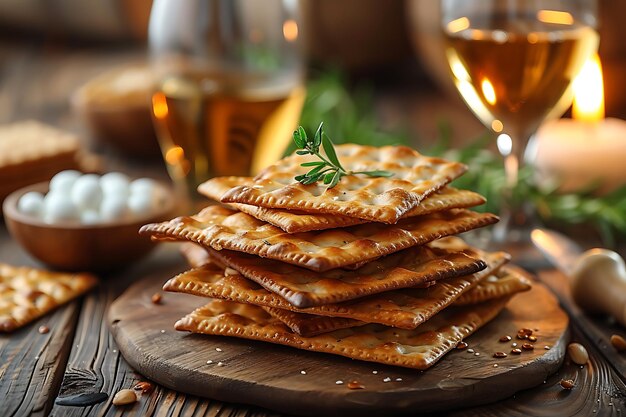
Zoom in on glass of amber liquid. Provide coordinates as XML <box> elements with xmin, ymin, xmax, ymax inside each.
<box><xmin>148</xmin><ymin>0</ymin><xmax>305</xmax><ymax>205</ymax></box>
<box><xmin>441</xmin><ymin>0</ymin><xmax>598</xmax><ymax>247</ymax></box>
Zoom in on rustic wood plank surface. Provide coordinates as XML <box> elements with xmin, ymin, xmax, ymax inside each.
<box><xmin>1</xmin><ymin>37</ymin><xmax>625</xmax><ymax>417</ymax></box>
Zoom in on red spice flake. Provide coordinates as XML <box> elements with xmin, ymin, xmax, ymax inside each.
<box><xmin>151</xmin><ymin>293</ymin><xmax>163</xmax><ymax>304</ymax></box>
<box><xmin>560</xmin><ymin>379</ymin><xmax>575</xmax><ymax>390</ymax></box>
<box><xmin>511</xmin><ymin>348</ymin><xmax>522</xmax><ymax>355</ymax></box>
<box><xmin>347</xmin><ymin>381</ymin><xmax>365</xmax><ymax>390</ymax></box>
<box><xmin>456</xmin><ymin>341</ymin><xmax>468</xmax><ymax>350</ymax></box>
<box><xmin>493</xmin><ymin>351</ymin><xmax>507</xmax><ymax>358</ymax></box>
<box><xmin>522</xmin><ymin>343</ymin><xmax>534</xmax><ymax>351</ymax></box>
<box><xmin>499</xmin><ymin>335</ymin><xmax>512</xmax><ymax>343</ymax></box>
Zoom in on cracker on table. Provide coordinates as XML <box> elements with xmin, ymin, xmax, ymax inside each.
<box><xmin>220</xmin><ymin>144</ymin><xmax>467</xmax><ymax>224</ymax></box>
<box><xmin>0</xmin><ymin>263</ymin><xmax>97</xmax><ymax>332</ymax></box>
<box><xmin>262</xmin><ymin>306</ymin><xmax>365</xmax><ymax>337</ymax></box>
<box><xmin>169</xmin><ymin>240</ymin><xmax>510</xmax><ymax>328</ymax></box>
<box><xmin>199</xmin><ymin>176</ymin><xmax>486</xmax><ymax>233</ymax></box>
<box><xmin>174</xmin><ymin>297</ymin><xmax>509</xmax><ymax>370</ymax></box>
<box><xmin>454</xmin><ymin>264</ymin><xmax>532</xmax><ymax>306</ymax></box>
<box><xmin>140</xmin><ymin>205</ymin><xmax>498</xmax><ymax>272</ymax></box>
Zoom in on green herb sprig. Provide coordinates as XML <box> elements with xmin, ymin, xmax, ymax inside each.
<box><xmin>292</xmin><ymin>122</ymin><xmax>393</xmax><ymax>188</ymax></box>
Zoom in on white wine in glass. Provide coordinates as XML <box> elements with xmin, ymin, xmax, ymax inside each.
<box><xmin>441</xmin><ymin>0</ymin><xmax>598</xmax><ymax>246</ymax></box>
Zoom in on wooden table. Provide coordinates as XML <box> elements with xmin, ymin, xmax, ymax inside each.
<box><xmin>1</xmin><ymin>37</ymin><xmax>626</xmax><ymax>417</ymax></box>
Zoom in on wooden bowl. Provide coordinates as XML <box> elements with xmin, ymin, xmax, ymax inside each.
<box><xmin>2</xmin><ymin>182</ymin><xmax>175</xmax><ymax>272</ymax></box>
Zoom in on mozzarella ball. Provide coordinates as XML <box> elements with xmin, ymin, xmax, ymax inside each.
<box><xmin>130</xmin><ymin>178</ymin><xmax>157</xmax><ymax>196</ymax></box>
<box><xmin>71</xmin><ymin>174</ymin><xmax>103</xmax><ymax>211</ymax></box>
<box><xmin>128</xmin><ymin>192</ymin><xmax>155</xmax><ymax>217</ymax></box>
<box><xmin>100</xmin><ymin>195</ymin><xmax>129</xmax><ymax>222</ymax></box>
<box><xmin>80</xmin><ymin>210</ymin><xmax>101</xmax><ymax>225</ymax></box>
<box><xmin>49</xmin><ymin>170</ymin><xmax>81</xmax><ymax>195</ymax></box>
<box><xmin>43</xmin><ymin>192</ymin><xmax>80</xmax><ymax>223</ymax></box>
<box><xmin>100</xmin><ymin>172</ymin><xmax>130</xmax><ymax>198</ymax></box>
<box><xmin>18</xmin><ymin>191</ymin><xmax>45</xmax><ymax>218</ymax></box>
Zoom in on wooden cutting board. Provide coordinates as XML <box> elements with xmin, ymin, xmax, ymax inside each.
<box><xmin>108</xmin><ymin>275</ymin><xmax>568</xmax><ymax>416</ymax></box>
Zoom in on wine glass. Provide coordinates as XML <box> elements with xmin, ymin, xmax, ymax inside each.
<box><xmin>148</xmin><ymin>0</ymin><xmax>305</xmax><ymax>208</ymax></box>
<box><xmin>441</xmin><ymin>0</ymin><xmax>598</xmax><ymax>250</ymax></box>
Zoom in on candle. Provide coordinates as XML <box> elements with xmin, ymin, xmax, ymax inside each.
<box><xmin>534</xmin><ymin>54</ymin><xmax>626</xmax><ymax>194</ymax></box>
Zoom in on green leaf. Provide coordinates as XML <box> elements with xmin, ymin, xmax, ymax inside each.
<box><xmin>313</xmin><ymin>122</ymin><xmax>324</xmax><ymax>150</ymax></box>
<box><xmin>300</xmin><ymin>161</ymin><xmax>324</xmax><ymax>167</ymax></box>
<box><xmin>293</xmin><ymin>128</ymin><xmax>306</xmax><ymax>148</ymax></box>
<box><xmin>301</xmin><ymin>175</ymin><xmax>320</xmax><ymax>185</ymax></box>
<box><xmin>328</xmin><ymin>171</ymin><xmax>342</xmax><ymax>188</ymax></box>
<box><xmin>305</xmin><ymin>164</ymin><xmax>326</xmax><ymax>177</ymax></box>
<box><xmin>323</xmin><ymin>172</ymin><xmax>335</xmax><ymax>184</ymax></box>
<box><xmin>360</xmin><ymin>170</ymin><xmax>394</xmax><ymax>178</ymax></box>
<box><xmin>296</xmin><ymin>150</ymin><xmax>310</xmax><ymax>155</ymax></box>
<box><xmin>322</xmin><ymin>132</ymin><xmax>342</xmax><ymax>168</ymax></box>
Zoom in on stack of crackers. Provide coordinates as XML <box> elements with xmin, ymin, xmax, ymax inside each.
<box><xmin>140</xmin><ymin>144</ymin><xmax>532</xmax><ymax>370</ymax></box>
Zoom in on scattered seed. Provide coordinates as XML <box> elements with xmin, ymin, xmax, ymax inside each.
<box><xmin>456</xmin><ymin>341</ymin><xmax>468</xmax><ymax>350</ymax></box>
<box><xmin>611</xmin><ymin>334</ymin><xmax>626</xmax><ymax>352</ymax></box>
<box><xmin>207</xmin><ymin>360</ymin><xmax>213</xmax><ymax>364</ymax></box>
<box><xmin>215</xmin><ymin>348</ymin><xmax>223</xmax><ymax>352</ymax></box>
<box><xmin>224</xmin><ymin>267</ymin><xmax>238</xmax><ymax>276</ymax></box>
<box><xmin>567</xmin><ymin>343</ymin><xmax>589</xmax><ymax>365</ymax></box>
<box><xmin>160</xmin><ymin>330</ymin><xmax>165</xmax><ymax>334</ymax></box>
<box><xmin>336</xmin><ymin>380</ymin><xmax>344</xmax><ymax>385</ymax></box>
<box><xmin>493</xmin><ymin>352</ymin><xmax>507</xmax><ymax>358</ymax></box>
<box><xmin>522</xmin><ymin>343</ymin><xmax>534</xmax><ymax>351</ymax></box>
<box><xmin>467</xmin><ymin>348</ymin><xmax>475</xmax><ymax>353</ymax></box>
<box><xmin>132</xmin><ymin>381</ymin><xmax>154</xmax><ymax>394</ymax></box>
<box><xmin>544</xmin><ymin>345</ymin><xmax>551</xmax><ymax>350</ymax></box>
<box><xmin>383</xmin><ymin>377</ymin><xmax>391</xmax><ymax>383</ymax></box>
<box><xmin>511</xmin><ymin>348</ymin><xmax>522</xmax><ymax>355</ymax></box>
<box><xmin>499</xmin><ymin>335</ymin><xmax>512</xmax><ymax>343</ymax></box>
<box><xmin>217</xmin><ymin>361</ymin><xmax>225</xmax><ymax>366</ymax></box>
<box><xmin>300</xmin><ymin>370</ymin><xmax>307</xmax><ymax>375</ymax></box>
<box><xmin>395</xmin><ymin>378</ymin><xmax>402</xmax><ymax>382</ymax></box>
<box><xmin>38</xmin><ymin>325</ymin><xmax>49</xmax><ymax>334</ymax></box>
<box><xmin>560</xmin><ymin>379</ymin><xmax>575</xmax><ymax>390</ymax></box>
<box><xmin>112</xmin><ymin>389</ymin><xmax>137</xmax><ymax>406</ymax></box>
<box><xmin>151</xmin><ymin>293</ymin><xmax>162</xmax><ymax>304</ymax></box>
<box><xmin>511</xmin><ymin>342</ymin><xmax>518</xmax><ymax>347</ymax></box>
<box><xmin>474</xmin><ymin>352</ymin><xmax>480</xmax><ymax>356</ymax></box>
<box><xmin>493</xmin><ymin>364</ymin><xmax>499</xmax><ymax>368</ymax></box>
<box><xmin>347</xmin><ymin>381</ymin><xmax>364</xmax><ymax>390</ymax></box>
<box><xmin>528</xmin><ymin>335</ymin><xmax>538</xmax><ymax>342</ymax></box>
<box><xmin>517</xmin><ymin>328</ymin><xmax>533</xmax><ymax>340</ymax></box>
<box><xmin>372</xmin><ymin>370</ymin><xmax>378</xmax><ymax>374</ymax></box>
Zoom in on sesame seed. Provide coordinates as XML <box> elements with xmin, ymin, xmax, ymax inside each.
<box><xmin>383</xmin><ymin>377</ymin><xmax>391</xmax><ymax>383</ymax></box>
<box><xmin>395</xmin><ymin>378</ymin><xmax>402</xmax><ymax>382</ymax></box>
<box><xmin>467</xmin><ymin>348</ymin><xmax>475</xmax><ymax>353</ymax></box>
<box><xmin>544</xmin><ymin>345</ymin><xmax>551</xmax><ymax>350</ymax></box>
<box><xmin>474</xmin><ymin>352</ymin><xmax>480</xmax><ymax>356</ymax></box>
<box><xmin>372</xmin><ymin>370</ymin><xmax>378</xmax><ymax>374</ymax></box>
<box><xmin>300</xmin><ymin>370</ymin><xmax>307</xmax><ymax>375</ymax></box>
<box><xmin>207</xmin><ymin>360</ymin><xmax>213</xmax><ymax>364</ymax></box>
<box><xmin>217</xmin><ymin>361</ymin><xmax>224</xmax><ymax>366</ymax></box>
<box><xmin>216</xmin><ymin>347</ymin><xmax>223</xmax><ymax>352</ymax></box>
<box><xmin>160</xmin><ymin>329</ymin><xmax>165</xmax><ymax>333</ymax></box>
<box><xmin>493</xmin><ymin>364</ymin><xmax>498</xmax><ymax>367</ymax></box>
<box><xmin>113</xmin><ymin>350</ymin><xmax>117</xmax><ymax>353</ymax></box>
<box><xmin>511</xmin><ymin>343</ymin><xmax>517</xmax><ymax>347</ymax></box>
<box><xmin>336</xmin><ymin>380</ymin><xmax>343</xmax><ymax>385</ymax></box>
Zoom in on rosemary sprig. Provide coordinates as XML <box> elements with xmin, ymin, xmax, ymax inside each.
<box><xmin>292</xmin><ymin>122</ymin><xmax>393</xmax><ymax>188</ymax></box>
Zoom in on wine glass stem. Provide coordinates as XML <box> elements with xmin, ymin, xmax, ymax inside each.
<box><xmin>492</xmin><ymin>133</ymin><xmax>534</xmax><ymax>243</ymax></box>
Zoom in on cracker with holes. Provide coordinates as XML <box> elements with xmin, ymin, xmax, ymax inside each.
<box><xmin>0</xmin><ymin>263</ymin><xmax>97</xmax><ymax>332</ymax></box>
<box><xmin>199</xmin><ymin>176</ymin><xmax>486</xmax><ymax>233</ymax></box>
<box><xmin>454</xmin><ymin>264</ymin><xmax>532</xmax><ymax>306</ymax></box>
<box><xmin>219</xmin><ymin>145</ymin><xmax>467</xmax><ymax>224</ymax></box>
<box><xmin>175</xmin><ymin>296</ymin><xmax>509</xmax><ymax>370</ymax></box>
<box><xmin>140</xmin><ymin>205</ymin><xmax>498</xmax><ymax>273</ymax></box>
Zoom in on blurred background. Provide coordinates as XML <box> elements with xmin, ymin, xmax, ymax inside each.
<box><xmin>1</xmin><ymin>0</ymin><xmax>625</xmax><ymax>244</ymax></box>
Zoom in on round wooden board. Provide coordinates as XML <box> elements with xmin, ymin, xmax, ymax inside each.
<box><xmin>108</xmin><ymin>275</ymin><xmax>569</xmax><ymax>416</ymax></box>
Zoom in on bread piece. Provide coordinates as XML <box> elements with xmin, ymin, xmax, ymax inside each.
<box><xmin>169</xmin><ymin>239</ymin><xmax>510</xmax><ymax>325</ymax></box>
<box><xmin>220</xmin><ymin>144</ymin><xmax>467</xmax><ymax>224</ymax></box>
<box><xmin>199</xmin><ymin>176</ymin><xmax>486</xmax><ymax>233</ymax></box>
<box><xmin>454</xmin><ymin>264</ymin><xmax>532</xmax><ymax>306</ymax></box>
<box><xmin>0</xmin><ymin>263</ymin><xmax>97</xmax><ymax>332</ymax></box>
<box><xmin>140</xmin><ymin>205</ymin><xmax>498</xmax><ymax>272</ymax></box>
<box><xmin>175</xmin><ymin>297</ymin><xmax>509</xmax><ymax>370</ymax></box>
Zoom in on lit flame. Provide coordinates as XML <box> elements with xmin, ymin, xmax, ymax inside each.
<box><xmin>572</xmin><ymin>53</ymin><xmax>604</xmax><ymax>122</ymax></box>
<box><xmin>283</xmin><ymin>20</ymin><xmax>298</xmax><ymax>42</ymax></box>
<box><xmin>481</xmin><ymin>78</ymin><xmax>496</xmax><ymax>105</ymax></box>
<box><xmin>152</xmin><ymin>92</ymin><xmax>168</xmax><ymax>119</ymax></box>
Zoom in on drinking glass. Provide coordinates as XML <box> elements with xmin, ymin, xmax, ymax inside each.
<box><xmin>148</xmin><ymin>0</ymin><xmax>305</xmax><ymax>205</ymax></box>
<box><xmin>441</xmin><ymin>0</ymin><xmax>598</xmax><ymax>247</ymax></box>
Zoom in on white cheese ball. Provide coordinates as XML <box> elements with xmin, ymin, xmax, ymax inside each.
<box><xmin>128</xmin><ymin>192</ymin><xmax>155</xmax><ymax>217</ymax></box>
<box><xmin>100</xmin><ymin>172</ymin><xmax>130</xmax><ymax>198</ymax></box>
<box><xmin>49</xmin><ymin>170</ymin><xmax>82</xmax><ymax>195</ymax></box>
<box><xmin>71</xmin><ymin>174</ymin><xmax>103</xmax><ymax>211</ymax></box>
<box><xmin>130</xmin><ymin>178</ymin><xmax>157</xmax><ymax>196</ymax></box>
<box><xmin>43</xmin><ymin>192</ymin><xmax>80</xmax><ymax>223</ymax></box>
<box><xmin>80</xmin><ymin>210</ymin><xmax>101</xmax><ymax>225</ymax></box>
<box><xmin>100</xmin><ymin>195</ymin><xmax>129</xmax><ymax>222</ymax></box>
<box><xmin>18</xmin><ymin>191</ymin><xmax>45</xmax><ymax>218</ymax></box>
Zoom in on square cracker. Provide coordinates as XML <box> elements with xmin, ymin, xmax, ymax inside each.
<box><xmin>175</xmin><ymin>296</ymin><xmax>509</xmax><ymax>370</ymax></box>
<box><xmin>199</xmin><ymin>176</ymin><xmax>486</xmax><ymax>233</ymax></box>
<box><xmin>0</xmin><ymin>263</ymin><xmax>97</xmax><ymax>332</ymax></box>
<box><xmin>220</xmin><ymin>144</ymin><xmax>467</xmax><ymax>224</ymax></box>
<box><xmin>454</xmin><ymin>264</ymin><xmax>532</xmax><ymax>306</ymax></box>
<box><xmin>168</xmin><ymin>241</ymin><xmax>509</xmax><ymax>329</ymax></box>
<box><xmin>140</xmin><ymin>205</ymin><xmax>498</xmax><ymax>272</ymax></box>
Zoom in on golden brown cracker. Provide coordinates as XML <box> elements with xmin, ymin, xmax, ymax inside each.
<box><xmin>140</xmin><ymin>205</ymin><xmax>498</xmax><ymax>272</ymax></box>
<box><xmin>0</xmin><ymin>263</ymin><xmax>97</xmax><ymax>332</ymax></box>
<box><xmin>220</xmin><ymin>144</ymin><xmax>467</xmax><ymax>224</ymax></box>
<box><xmin>454</xmin><ymin>264</ymin><xmax>532</xmax><ymax>306</ymax></box>
<box><xmin>175</xmin><ymin>297</ymin><xmax>509</xmax><ymax>370</ymax></box>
